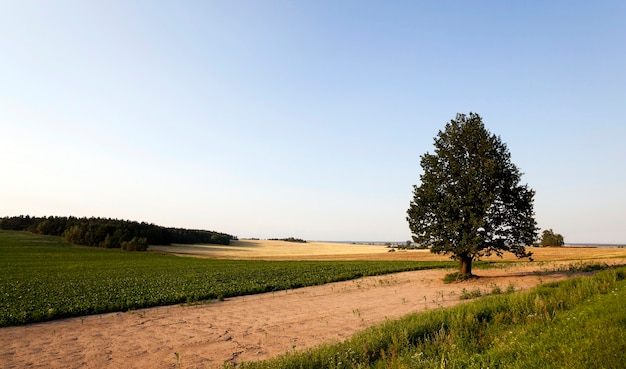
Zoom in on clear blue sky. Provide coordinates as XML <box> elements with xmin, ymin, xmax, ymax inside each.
<box><xmin>1</xmin><ymin>1</ymin><xmax>624</xmax><ymax>243</ymax></box>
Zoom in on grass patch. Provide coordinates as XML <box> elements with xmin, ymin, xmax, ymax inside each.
<box><xmin>442</xmin><ymin>271</ymin><xmax>478</xmax><ymax>283</ymax></box>
<box><xmin>566</xmin><ymin>261</ymin><xmax>611</xmax><ymax>273</ymax></box>
<box><xmin>0</xmin><ymin>230</ymin><xmax>455</xmax><ymax>326</ymax></box>
<box><xmin>236</xmin><ymin>266</ymin><xmax>626</xmax><ymax>369</ymax></box>
<box><xmin>459</xmin><ymin>287</ymin><xmax>483</xmax><ymax>300</ymax></box>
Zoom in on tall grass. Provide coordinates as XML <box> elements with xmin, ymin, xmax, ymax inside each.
<box><xmin>236</xmin><ymin>267</ymin><xmax>626</xmax><ymax>369</ymax></box>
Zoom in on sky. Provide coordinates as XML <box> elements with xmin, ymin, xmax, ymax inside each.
<box><xmin>1</xmin><ymin>1</ymin><xmax>625</xmax><ymax>243</ymax></box>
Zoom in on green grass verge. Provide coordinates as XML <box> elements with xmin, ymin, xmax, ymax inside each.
<box><xmin>235</xmin><ymin>267</ymin><xmax>626</xmax><ymax>369</ymax></box>
<box><xmin>0</xmin><ymin>230</ymin><xmax>454</xmax><ymax>326</ymax></box>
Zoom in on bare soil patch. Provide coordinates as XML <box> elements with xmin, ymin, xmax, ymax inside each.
<box><xmin>2</xmin><ymin>243</ymin><xmax>626</xmax><ymax>369</ymax></box>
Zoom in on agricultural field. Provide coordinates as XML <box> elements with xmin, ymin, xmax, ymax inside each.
<box><xmin>2</xmin><ymin>230</ymin><xmax>626</xmax><ymax>369</ymax></box>
<box><xmin>0</xmin><ymin>230</ymin><xmax>453</xmax><ymax>326</ymax></box>
<box><xmin>151</xmin><ymin>238</ymin><xmax>626</xmax><ymax>262</ymax></box>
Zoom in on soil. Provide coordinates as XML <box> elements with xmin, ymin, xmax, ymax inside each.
<box><xmin>2</xmin><ymin>245</ymin><xmax>626</xmax><ymax>369</ymax></box>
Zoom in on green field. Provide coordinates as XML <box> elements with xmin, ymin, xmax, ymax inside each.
<box><xmin>237</xmin><ymin>266</ymin><xmax>626</xmax><ymax>369</ymax></box>
<box><xmin>4</xmin><ymin>230</ymin><xmax>625</xmax><ymax>368</ymax></box>
<box><xmin>0</xmin><ymin>230</ymin><xmax>454</xmax><ymax>327</ymax></box>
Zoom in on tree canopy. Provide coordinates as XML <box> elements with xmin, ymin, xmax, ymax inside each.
<box><xmin>540</xmin><ymin>229</ymin><xmax>564</xmax><ymax>247</ymax></box>
<box><xmin>0</xmin><ymin>215</ymin><xmax>236</xmax><ymax>250</ymax></box>
<box><xmin>407</xmin><ymin>113</ymin><xmax>536</xmax><ymax>275</ymax></box>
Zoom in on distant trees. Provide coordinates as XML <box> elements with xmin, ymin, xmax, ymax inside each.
<box><xmin>121</xmin><ymin>237</ymin><xmax>149</xmax><ymax>251</ymax></box>
<box><xmin>269</xmin><ymin>237</ymin><xmax>307</xmax><ymax>243</ymax></box>
<box><xmin>407</xmin><ymin>113</ymin><xmax>536</xmax><ymax>276</ymax></box>
<box><xmin>540</xmin><ymin>229</ymin><xmax>564</xmax><ymax>247</ymax></box>
<box><xmin>164</xmin><ymin>227</ymin><xmax>234</xmax><ymax>245</ymax></box>
<box><xmin>0</xmin><ymin>216</ymin><xmax>236</xmax><ymax>250</ymax></box>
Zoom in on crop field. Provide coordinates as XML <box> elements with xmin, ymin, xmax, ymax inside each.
<box><xmin>152</xmin><ymin>239</ymin><xmax>626</xmax><ymax>262</ymax></box>
<box><xmin>0</xmin><ymin>230</ymin><xmax>454</xmax><ymax>327</ymax></box>
<box><xmin>3</xmin><ymin>230</ymin><xmax>626</xmax><ymax>368</ymax></box>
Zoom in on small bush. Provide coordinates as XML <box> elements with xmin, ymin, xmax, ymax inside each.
<box><xmin>490</xmin><ymin>284</ymin><xmax>503</xmax><ymax>295</ymax></box>
<box><xmin>506</xmin><ymin>283</ymin><xmax>516</xmax><ymax>293</ymax></box>
<box><xmin>460</xmin><ymin>287</ymin><xmax>483</xmax><ymax>300</ymax></box>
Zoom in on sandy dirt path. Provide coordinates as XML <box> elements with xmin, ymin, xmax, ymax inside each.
<box><xmin>3</xmin><ymin>259</ymin><xmax>623</xmax><ymax>369</ymax></box>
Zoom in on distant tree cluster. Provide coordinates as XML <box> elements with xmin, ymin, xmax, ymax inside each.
<box><xmin>269</xmin><ymin>237</ymin><xmax>307</xmax><ymax>243</ymax></box>
<box><xmin>539</xmin><ymin>229</ymin><xmax>564</xmax><ymax>247</ymax></box>
<box><xmin>0</xmin><ymin>215</ymin><xmax>236</xmax><ymax>251</ymax></box>
<box><xmin>164</xmin><ymin>227</ymin><xmax>235</xmax><ymax>245</ymax></box>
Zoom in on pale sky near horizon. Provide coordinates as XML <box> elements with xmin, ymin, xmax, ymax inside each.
<box><xmin>1</xmin><ymin>1</ymin><xmax>625</xmax><ymax>243</ymax></box>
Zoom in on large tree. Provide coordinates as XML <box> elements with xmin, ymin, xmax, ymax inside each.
<box><xmin>407</xmin><ymin>113</ymin><xmax>536</xmax><ymax>275</ymax></box>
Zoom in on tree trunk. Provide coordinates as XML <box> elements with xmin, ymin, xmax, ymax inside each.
<box><xmin>459</xmin><ymin>254</ymin><xmax>473</xmax><ymax>275</ymax></box>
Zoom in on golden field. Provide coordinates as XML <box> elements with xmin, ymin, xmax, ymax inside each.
<box><xmin>149</xmin><ymin>239</ymin><xmax>626</xmax><ymax>262</ymax></box>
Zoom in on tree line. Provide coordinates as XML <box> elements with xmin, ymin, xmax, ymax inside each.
<box><xmin>0</xmin><ymin>215</ymin><xmax>236</xmax><ymax>251</ymax></box>
<box><xmin>268</xmin><ymin>237</ymin><xmax>307</xmax><ymax>243</ymax></box>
